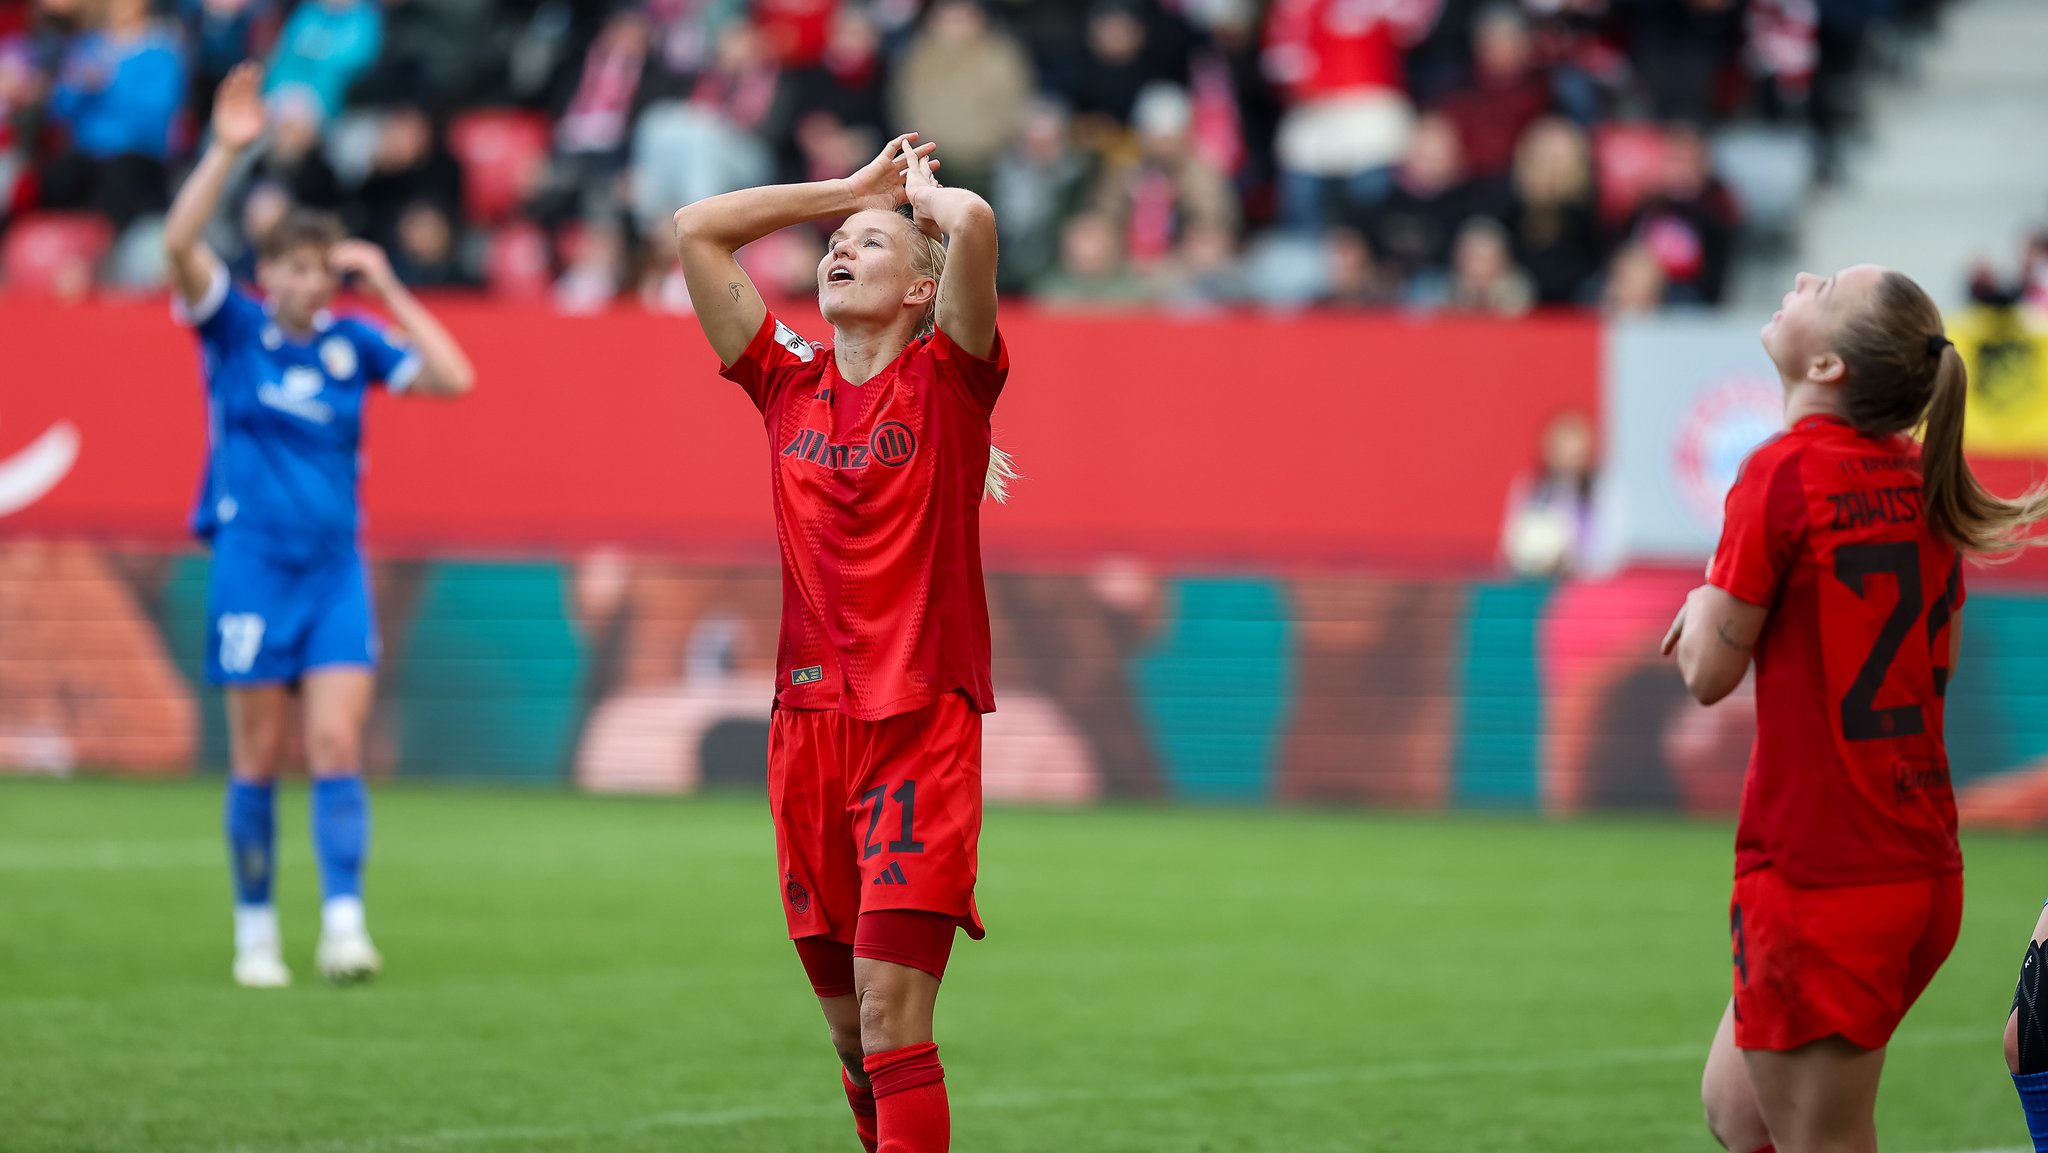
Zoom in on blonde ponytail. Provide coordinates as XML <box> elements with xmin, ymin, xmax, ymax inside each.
<box><xmin>984</xmin><ymin>443</ymin><xmax>1018</xmax><ymax>504</ymax></box>
<box><xmin>1919</xmin><ymin>342</ymin><xmax>2048</xmax><ymax>556</ymax></box>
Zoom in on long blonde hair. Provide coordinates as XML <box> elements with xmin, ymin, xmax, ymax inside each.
<box><xmin>1835</xmin><ymin>271</ymin><xmax>2048</xmax><ymax>556</ymax></box>
<box><xmin>898</xmin><ymin>206</ymin><xmax>1017</xmax><ymax>503</ymax></box>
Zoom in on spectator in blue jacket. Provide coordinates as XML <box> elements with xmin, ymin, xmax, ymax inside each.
<box><xmin>265</xmin><ymin>0</ymin><xmax>381</xmax><ymax>119</ymax></box>
<box><xmin>43</xmin><ymin>0</ymin><xmax>186</xmax><ymax>229</ymax></box>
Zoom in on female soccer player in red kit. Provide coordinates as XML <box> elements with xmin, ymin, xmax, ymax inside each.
<box><xmin>671</xmin><ymin>134</ymin><xmax>1009</xmax><ymax>1153</ymax></box>
<box><xmin>1666</xmin><ymin>265</ymin><xmax>2048</xmax><ymax>1153</ymax></box>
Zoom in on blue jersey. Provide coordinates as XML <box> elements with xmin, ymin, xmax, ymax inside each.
<box><xmin>179</xmin><ymin>263</ymin><xmax>419</xmax><ymax>559</ymax></box>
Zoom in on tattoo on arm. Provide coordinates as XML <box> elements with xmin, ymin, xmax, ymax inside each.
<box><xmin>727</xmin><ymin>282</ymin><xmax>745</xmax><ymax>304</ymax></box>
<box><xmin>1715</xmin><ymin>620</ymin><xmax>1755</xmax><ymax>653</ymax></box>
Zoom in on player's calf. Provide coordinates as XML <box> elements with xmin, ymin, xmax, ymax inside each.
<box><xmin>830</xmin><ymin>1022</ymin><xmax>879</xmax><ymax>1153</ymax></box>
<box><xmin>2009</xmin><ymin>934</ymin><xmax>2048</xmax><ymax>1150</ymax></box>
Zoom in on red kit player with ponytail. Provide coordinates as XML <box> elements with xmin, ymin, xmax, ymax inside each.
<box><xmin>672</xmin><ymin>133</ymin><xmax>1011</xmax><ymax>1153</ymax></box>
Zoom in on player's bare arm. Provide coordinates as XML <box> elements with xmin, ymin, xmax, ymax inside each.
<box><xmin>905</xmin><ymin>146</ymin><xmax>998</xmax><ymax>359</ymax></box>
<box><xmin>1663</xmin><ymin>584</ymin><xmax>1766</xmax><ymax>705</ymax></box>
<box><xmin>329</xmin><ymin>241</ymin><xmax>476</xmax><ymax>398</ymax></box>
<box><xmin>672</xmin><ymin>133</ymin><xmax>939</xmax><ymax>366</ymax></box>
<box><xmin>163</xmin><ymin>62</ymin><xmax>263</xmax><ymax>309</ymax></box>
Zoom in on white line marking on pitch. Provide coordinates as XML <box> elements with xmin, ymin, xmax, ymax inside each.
<box><xmin>229</xmin><ymin>1026</ymin><xmax>2000</xmax><ymax>1153</ymax></box>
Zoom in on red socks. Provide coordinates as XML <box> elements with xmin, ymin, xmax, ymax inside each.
<box><xmin>841</xmin><ymin>1068</ymin><xmax>879</xmax><ymax>1153</ymax></box>
<box><xmin>863</xmin><ymin>1042</ymin><xmax>949</xmax><ymax>1153</ymax></box>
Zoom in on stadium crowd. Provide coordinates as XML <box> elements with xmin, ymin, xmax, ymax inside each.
<box><xmin>0</xmin><ymin>0</ymin><xmax>1952</xmax><ymax>313</ymax></box>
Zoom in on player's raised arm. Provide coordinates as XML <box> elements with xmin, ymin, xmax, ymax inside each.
<box><xmin>906</xmin><ymin>146</ymin><xmax>997</xmax><ymax>360</ymax></box>
<box><xmin>329</xmin><ymin>241</ymin><xmax>476</xmax><ymax>398</ymax></box>
<box><xmin>672</xmin><ymin>133</ymin><xmax>937</xmax><ymax>366</ymax></box>
<box><xmin>163</xmin><ymin>62</ymin><xmax>264</xmax><ymax>310</ymax></box>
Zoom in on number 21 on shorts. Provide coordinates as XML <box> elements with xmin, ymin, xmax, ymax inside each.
<box><xmin>861</xmin><ymin>780</ymin><xmax>926</xmax><ymax>860</ymax></box>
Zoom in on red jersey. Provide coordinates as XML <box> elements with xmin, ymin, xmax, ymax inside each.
<box><xmin>1708</xmin><ymin>416</ymin><xmax>1965</xmax><ymax>887</ymax></box>
<box><xmin>722</xmin><ymin>312</ymin><xmax>1006</xmax><ymax>721</ymax></box>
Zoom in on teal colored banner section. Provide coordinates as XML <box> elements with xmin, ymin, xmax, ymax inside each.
<box><xmin>161</xmin><ymin>553</ymin><xmax>231</xmax><ymax>771</ymax></box>
<box><xmin>1946</xmin><ymin>592</ymin><xmax>2048</xmax><ymax>787</ymax></box>
<box><xmin>1133</xmin><ymin>578</ymin><xmax>1294</xmax><ymax>802</ymax></box>
<box><xmin>388</xmin><ymin>563</ymin><xmax>585</xmax><ymax>783</ymax></box>
<box><xmin>1452</xmin><ymin>580</ymin><xmax>1554</xmax><ymax>809</ymax></box>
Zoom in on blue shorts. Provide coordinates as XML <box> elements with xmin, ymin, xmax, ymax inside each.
<box><xmin>205</xmin><ymin>536</ymin><xmax>378</xmax><ymax>686</ymax></box>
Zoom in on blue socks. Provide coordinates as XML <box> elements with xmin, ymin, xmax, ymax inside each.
<box><xmin>223</xmin><ymin>779</ymin><xmax>277</xmax><ymax>907</ymax></box>
<box><xmin>311</xmin><ymin>775</ymin><xmax>370</xmax><ymax>902</ymax></box>
<box><xmin>2017</xmin><ymin>1071</ymin><xmax>2048</xmax><ymax>1151</ymax></box>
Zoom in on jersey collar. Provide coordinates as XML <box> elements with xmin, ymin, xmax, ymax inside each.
<box><xmin>259</xmin><ymin>300</ymin><xmax>337</xmax><ymax>348</ymax></box>
<box><xmin>1793</xmin><ymin>414</ymin><xmax>1851</xmax><ymax>432</ymax></box>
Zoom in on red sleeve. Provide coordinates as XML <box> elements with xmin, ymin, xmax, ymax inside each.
<box><xmin>1707</xmin><ymin>445</ymin><xmax>1806</xmax><ymax>607</ymax></box>
<box><xmin>928</xmin><ymin>324</ymin><xmax>1008</xmax><ymax>412</ymax></box>
<box><xmin>719</xmin><ymin>311</ymin><xmax>819</xmax><ymax>413</ymax></box>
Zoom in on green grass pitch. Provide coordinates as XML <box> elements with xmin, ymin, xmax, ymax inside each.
<box><xmin>1</xmin><ymin>776</ymin><xmax>2040</xmax><ymax>1153</ymax></box>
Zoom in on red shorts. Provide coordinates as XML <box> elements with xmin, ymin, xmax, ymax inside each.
<box><xmin>769</xmin><ymin>692</ymin><xmax>985</xmax><ymax>947</ymax></box>
<box><xmin>1730</xmin><ymin>866</ymin><xmax>1963</xmax><ymax>1052</ymax></box>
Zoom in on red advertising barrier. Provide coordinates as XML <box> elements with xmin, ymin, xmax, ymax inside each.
<box><xmin>1</xmin><ymin>299</ymin><xmax>1598</xmax><ymax>567</ymax></box>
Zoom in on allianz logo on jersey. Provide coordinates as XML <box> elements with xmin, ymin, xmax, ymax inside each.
<box><xmin>258</xmin><ymin>366</ymin><xmax>335</xmax><ymax>424</ymax></box>
<box><xmin>780</xmin><ymin>421</ymin><xmax>918</xmax><ymax>472</ymax></box>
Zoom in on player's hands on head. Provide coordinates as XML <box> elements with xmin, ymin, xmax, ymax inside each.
<box><xmin>328</xmin><ymin>240</ymin><xmax>398</xmax><ymax>297</ymax></box>
<box><xmin>847</xmin><ymin>134</ymin><xmax>939</xmax><ymax>213</ymax></box>
<box><xmin>904</xmin><ymin>142</ymin><xmax>945</xmax><ymax>239</ymax></box>
<box><xmin>211</xmin><ymin>62</ymin><xmax>266</xmax><ymax>153</ymax></box>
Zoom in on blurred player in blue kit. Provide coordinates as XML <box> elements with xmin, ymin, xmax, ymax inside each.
<box><xmin>162</xmin><ymin>64</ymin><xmax>477</xmax><ymax>987</ymax></box>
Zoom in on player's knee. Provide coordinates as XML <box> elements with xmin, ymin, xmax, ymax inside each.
<box><xmin>229</xmin><ymin>739</ymin><xmax>286</xmax><ymax>782</ymax></box>
<box><xmin>305</xmin><ymin>721</ymin><xmax>361</xmax><ymax>774</ymax></box>
<box><xmin>857</xmin><ymin>986</ymin><xmax>916</xmax><ymax>1054</ymax></box>
<box><xmin>830</xmin><ymin>1025</ymin><xmax>867</xmax><ymax>1084</ymax></box>
<box><xmin>1701</xmin><ymin>1083</ymin><xmax>1768</xmax><ymax>1152</ymax></box>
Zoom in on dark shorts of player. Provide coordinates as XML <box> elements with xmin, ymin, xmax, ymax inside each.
<box><xmin>1730</xmin><ymin>865</ymin><xmax>1963</xmax><ymax>1052</ymax></box>
<box><xmin>770</xmin><ymin>691</ymin><xmax>985</xmax><ymax>984</ymax></box>
<box><xmin>205</xmin><ymin>535</ymin><xmax>377</xmax><ymax>687</ymax></box>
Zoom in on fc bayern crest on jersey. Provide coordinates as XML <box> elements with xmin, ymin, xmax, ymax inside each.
<box><xmin>320</xmin><ymin>336</ymin><xmax>358</xmax><ymax>379</ymax></box>
<box><xmin>774</xmin><ymin>321</ymin><xmax>816</xmax><ymax>363</ymax></box>
<box><xmin>785</xmin><ymin>877</ymin><xmax>810</xmax><ymax>914</ymax></box>
<box><xmin>1674</xmin><ymin>375</ymin><xmax>1782</xmax><ymax>527</ymax></box>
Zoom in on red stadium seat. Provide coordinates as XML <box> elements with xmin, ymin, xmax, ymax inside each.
<box><xmin>448</xmin><ymin>110</ymin><xmax>551</xmax><ymax>225</ymax></box>
<box><xmin>484</xmin><ymin>222</ymin><xmax>553</xmax><ymax>301</ymax></box>
<box><xmin>1</xmin><ymin>212</ymin><xmax>113</xmax><ymax>298</ymax></box>
<box><xmin>1594</xmin><ymin>124</ymin><xmax>1672</xmax><ymax>227</ymax></box>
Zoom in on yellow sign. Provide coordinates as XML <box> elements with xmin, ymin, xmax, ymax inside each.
<box><xmin>1956</xmin><ymin>307</ymin><xmax>2048</xmax><ymax>457</ymax></box>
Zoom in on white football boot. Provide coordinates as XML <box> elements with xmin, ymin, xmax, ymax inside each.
<box><xmin>232</xmin><ymin>906</ymin><xmax>291</xmax><ymax>988</ymax></box>
<box><xmin>315</xmin><ymin>897</ymin><xmax>382</xmax><ymax>985</ymax></box>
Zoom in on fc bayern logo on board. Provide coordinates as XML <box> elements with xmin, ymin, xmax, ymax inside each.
<box><xmin>786</xmin><ymin>878</ymin><xmax>810</xmax><ymax>914</ymax></box>
<box><xmin>871</xmin><ymin>421</ymin><xmax>917</xmax><ymax>467</ymax></box>
<box><xmin>1674</xmin><ymin>376</ymin><xmax>1781</xmax><ymax>527</ymax></box>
